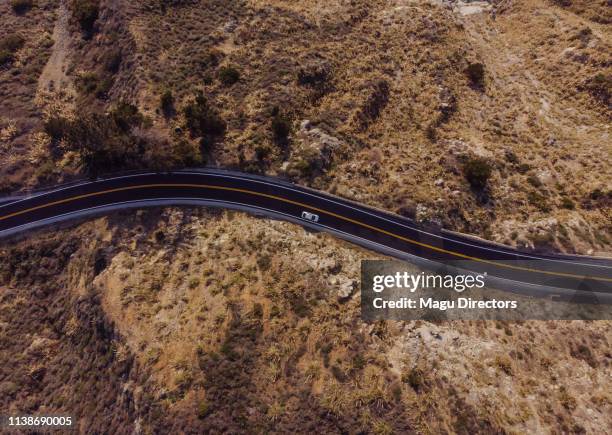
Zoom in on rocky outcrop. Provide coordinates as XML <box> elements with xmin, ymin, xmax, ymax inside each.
<box><xmin>284</xmin><ymin>120</ymin><xmax>342</xmax><ymax>178</ymax></box>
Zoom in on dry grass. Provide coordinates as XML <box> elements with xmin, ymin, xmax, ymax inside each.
<box><xmin>0</xmin><ymin>1</ymin><xmax>611</xmax><ymax>430</ymax></box>
<box><xmin>124</xmin><ymin>0</ymin><xmax>611</xmax><ymax>255</ymax></box>
<box><xmin>1</xmin><ymin>208</ymin><xmax>610</xmax><ymax>432</ymax></box>
<box><xmin>0</xmin><ymin>0</ymin><xmax>609</xmax><ymax>255</ymax></box>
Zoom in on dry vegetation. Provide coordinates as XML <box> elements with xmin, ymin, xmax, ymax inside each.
<box><xmin>1</xmin><ymin>210</ymin><xmax>611</xmax><ymax>433</ymax></box>
<box><xmin>0</xmin><ymin>0</ymin><xmax>610</xmax><ymax>253</ymax></box>
<box><xmin>0</xmin><ymin>0</ymin><xmax>611</xmax><ymax>433</ymax></box>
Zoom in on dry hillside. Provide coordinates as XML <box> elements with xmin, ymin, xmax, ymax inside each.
<box><xmin>1</xmin><ymin>210</ymin><xmax>611</xmax><ymax>433</ymax></box>
<box><xmin>0</xmin><ymin>1</ymin><xmax>611</xmax><ymax>433</ymax></box>
<box><xmin>0</xmin><ymin>0</ymin><xmax>610</xmax><ymax>253</ymax></box>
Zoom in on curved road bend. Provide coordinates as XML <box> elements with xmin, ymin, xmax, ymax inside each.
<box><xmin>0</xmin><ymin>169</ymin><xmax>611</xmax><ymax>301</ymax></box>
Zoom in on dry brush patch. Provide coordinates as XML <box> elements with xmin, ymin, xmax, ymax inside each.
<box><xmin>119</xmin><ymin>0</ymin><xmax>611</xmax><ymax>255</ymax></box>
<box><xmin>0</xmin><ymin>0</ymin><xmax>609</xmax><ymax>255</ymax></box>
<box><xmin>2</xmin><ymin>209</ymin><xmax>607</xmax><ymax>432</ymax></box>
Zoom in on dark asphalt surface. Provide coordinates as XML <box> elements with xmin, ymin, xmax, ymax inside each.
<box><xmin>0</xmin><ymin>169</ymin><xmax>610</xmax><ymax>298</ymax></box>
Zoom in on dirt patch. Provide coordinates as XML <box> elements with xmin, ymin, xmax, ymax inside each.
<box><xmin>38</xmin><ymin>1</ymin><xmax>74</xmax><ymax>98</ymax></box>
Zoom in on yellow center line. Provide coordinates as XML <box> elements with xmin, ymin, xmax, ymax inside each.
<box><xmin>2</xmin><ymin>183</ymin><xmax>611</xmax><ymax>283</ymax></box>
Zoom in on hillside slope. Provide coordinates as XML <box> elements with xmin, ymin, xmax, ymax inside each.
<box><xmin>0</xmin><ymin>0</ymin><xmax>610</xmax><ymax>254</ymax></box>
<box><xmin>1</xmin><ymin>210</ymin><xmax>610</xmax><ymax>433</ymax></box>
<box><xmin>0</xmin><ymin>1</ymin><xmax>610</xmax><ymax>433</ymax></box>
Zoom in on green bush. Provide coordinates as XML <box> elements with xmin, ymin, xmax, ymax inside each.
<box><xmin>289</xmin><ymin>293</ymin><xmax>310</xmax><ymax>318</ymax></box>
<box><xmin>197</xmin><ymin>399</ymin><xmax>210</xmax><ymax>419</ymax></box>
<box><xmin>54</xmin><ymin>108</ymin><xmax>147</xmax><ymax>176</ymax></box>
<box><xmin>71</xmin><ymin>0</ymin><xmax>100</xmax><ymax>36</ymax></box>
<box><xmin>220</xmin><ymin>341</ymin><xmax>239</xmax><ymax>360</ymax></box>
<box><xmin>256</xmin><ymin>254</ymin><xmax>272</xmax><ymax>271</ymax></box>
<box><xmin>528</xmin><ymin>191</ymin><xmax>551</xmax><ymax>212</ymax></box>
<box><xmin>254</xmin><ymin>144</ymin><xmax>270</xmax><ymax>160</ymax></box>
<box><xmin>160</xmin><ymin>89</ymin><xmax>174</xmax><ymax>116</ymax></box>
<box><xmin>465</xmin><ymin>62</ymin><xmax>485</xmax><ymax>88</ymax></box>
<box><xmin>590</xmin><ymin>188</ymin><xmax>603</xmax><ymax>200</ymax></box>
<box><xmin>359</xmin><ymin>79</ymin><xmax>390</xmax><ymax>125</ymax></box>
<box><xmin>0</xmin><ymin>50</ymin><xmax>13</xmax><ymax>66</ymax></box>
<box><xmin>251</xmin><ymin>303</ymin><xmax>263</xmax><ymax>319</ymax></box>
<box><xmin>34</xmin><ymin>159</ymin><xmax>56</xmax><ymax>183</ymax></box>
<box><xmin>10</xmin><ymin>0</ymin><xmax>34</xmax><ymax>14</ymax></box>
<box><xmin>44</xmin><ymin>116</ymin><xmax>72</xmax><ymax>140</ymax></box>
<box><xmin>75</xmin><ymin>72</ymin><xmax>99</xmax><ymax>94</ymax></box>
<box><xmin>352</xmin><ymin>355</ymin><xmax>366</xmax><ymax>370</ymax></box>
<box><xmin>95</xmin><ymin>77</ymin><xmax>113</xmax><ymax>98</ymax></box>
<box><xmin>584</xmin><ymin>73</ymin><xmax>610</xmax><ymax>107</ymax></box>
<box><xmin>291</xmin><ymin>155</ymin><xmax>317</xmax><ymax>178</ymax></box>
<box><xmin>218</xmin><ymin>65</ymin><xmax>240</xmax><ymax>86</ymax></box>
<box><xmin>463</xmin><ymin>157</ymin><xmax>492</xmax><ymax>189</ymax></box>
<box><xmin>171</xmin><ymin>139</ymin><xmax>202</xmax><ymax>167</ymax></box>
<box><xmin>0</xmin><ymin>34</ymin><xmax>26</xmax><ymax>53</ymax></box>
<box><xmin>76</xmin><ymin>72</ymin><xmax>113</xmax><ymax>99</ymax></box>
<box><xmin>271</xmin><ymin>108</ymin><xmax>291</xmax><ymax>145</ymax></box>
<box><xmin>527</xmin><ymin>174</ymin><xmax>542</xmax><ymax>188</ymax></box>
<box><xmin>0</xmin><ymin>34</ymin><xmax>25</xmax><ymax>70</ymax></box>
<box><xmin>560</xmin><ymin>197</ymin><xmax>575</xmax><ymax>210</ymax></box>
<box><xmin>402</xmin><ymin>368</ymin><xmax>426</xmax><ymax>392</ymax></box>
<box><xmin>183</xmin><ymin>91</ymin><xmax>225</xmax><ymax>142</ymax></box>
<box><xmin>297</xmin><ymin>63</ymin><xmax>330</xmax><ymax>87</ymax></box>
<box><xmin>517</xmin><ymin>163</ymin><xmax>530</xmax><ymax>174</ymax></box>
<box><xmin>67</xmin><ymin>114</ymin><xmax>138</xmax><ymax>174</ymax></box>
<box><xmin>330</xmin><ymin>365</ymin><xmax>346</xmax><ymax>382</ymax></box>
<box><xmin>269</xmin><ymin>305</ymin><xmax>280</xmax><ymax>318</ymax></box>
<box><xmin>110</xmin><ymin>102</ymin><xmax>143</xmax><ymax>132</ymax></box>
<box><xmin>504</xmin><ymin>149</ymin><xmax>519</xmax><ymax>164</ymax></box>
<box><xmin>102</xmin><ymin>49</ymin><xmax>122</xmax><ymax>73</ymax></box>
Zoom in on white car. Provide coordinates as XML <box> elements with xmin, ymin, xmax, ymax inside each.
<box><xmin>301</xmin><ymin>211</ymin><xmax>320</xmax><ymax>223</ymax></box>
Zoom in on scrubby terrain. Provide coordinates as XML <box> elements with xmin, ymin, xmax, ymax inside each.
<box><xmin>0</xmin><ymin>0</ymin><xmax>611</xmax><ymax>433</ymax></box>
<box><xmin>1</xmin><ymin>211</ymin><xmax>611</xmax><ymax>433</ymax></box>
<box><xmin>0</xmin><ymin>0</ymin><xmax>610</xmax><ymax>253</ymax></box>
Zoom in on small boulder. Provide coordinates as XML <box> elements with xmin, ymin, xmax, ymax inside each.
<box><xmin>337</xmin><ymin>279</ymin><xmax>356</xmax><ymax>303</ymax></box>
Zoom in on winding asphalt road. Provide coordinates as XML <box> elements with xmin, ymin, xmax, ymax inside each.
<box><xmin>0</xmin><ymin>169</ymin><xmax>610</xmax><ymax>301</ymax></box>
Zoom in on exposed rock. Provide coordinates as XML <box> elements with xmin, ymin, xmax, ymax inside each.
<box><xmin>335</xmin><ymin>278</ymin><xmax>356</xmax><ymax>303</ymax></box>
<box><xmin>535</xmin><ymin>169</ymin><xmax>555</xmax><ymax>187</ymax></box>
<box><xmin>285</xmin><ymin>120</ymin><xmax>342</xmax><ymax>177</ymax></box>
<box><xmin>415</xmin><ymin>204</ymin><xmax>433</xmax><ymax>223</ymax></box>
<box><xmin>453</xmin><ymin>1</ymin><xmax>493</xmax><ymax>16</ymax></box>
